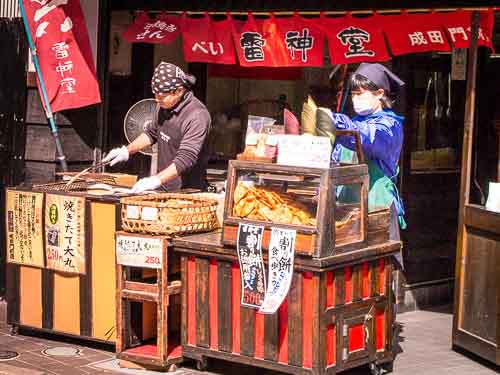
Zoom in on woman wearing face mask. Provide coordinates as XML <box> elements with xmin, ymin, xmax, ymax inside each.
<box><xmin>331</xmin><ymin>63</ymin><xmax>406</xmax><ymax>261</ymax></box>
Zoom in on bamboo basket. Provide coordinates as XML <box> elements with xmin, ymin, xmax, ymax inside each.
<box><xmin>120</xmin><ymin>193</ymin><xmax>219</xmax><ymax>235</ymax></box>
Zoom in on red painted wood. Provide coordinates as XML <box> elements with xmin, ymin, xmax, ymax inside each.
<box><xmin>278</xmin><ymin>297</ymin><xmax>289</xmax><ymax>364</ymax></box>
<box><xmin>326</xmin><ymin>271</ymin><xmax>335</xmax><ymax>308</ymax></box>
<box><xmin>326</xmin><ymin>324</ymin><xmax>336</xmax><ymax>367</ymax></box>
<box><xmin>362</xmin><ymin>262</ymin><xmax>370</xmax><ymax>299</ymax></box>
<box><xmin>376</xmin><ymin>309</ymin><xmax>385</xmax><ymax>351</ymax></box>
<box><xmin>231</xmin><ymin>262</ymin><xmax>241</xmax><ymax>354</ymax></box>
<box><xmin>209</xmin><ymin>258</ymin><xmax>218</xmax><ymax>350</ymax></box>
<box><xmin>124</xmin><ymin>344</ymin><xmax>182</xmax><ymax>359</ymax></box>
<box><xmin>187</xmin><ymin>256</ymin><xmax>196</xmax><ymax>346</ymax></box>
<box><xmin>302</xmin><ymin>272</ymin><xmax>313</xmax><ymax>369</ymax></box>
<box><xmin>379</xmin><ymin>258</ymin><xmax>386</xmax><ymax>295</ymax></box>
<box><xmin>345</xmin><ymin>266</ymin><xmax>352</xmax><ymax>303</ymax></box>
<box><xmin>254</xmin><ymin>311</ymin><xmax>265</xmax><ymax>359</ymax></box>
<box><xmin>348</xmin><ymin>324</ymin><xmax>364</xmax><ymax>352</ymax></box>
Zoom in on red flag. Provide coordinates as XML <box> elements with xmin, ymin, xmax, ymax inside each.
<box><xmin>181</xmin><ymin>14</ymin><xmax>236</xmax><ymax>64</ymax></box>
<box><xmin>440</xmin><ymin>10</ymin><xmax>494</xmax><ymax>50</ymax></box>
<box><xmin>233</xmin><ymin>13</ymin><xmax>324</xmax><ymax>68</ymax></box>
<box><xmin>232</xmin><ymin>14</ymin><xmax>274</xmax><ymax>67</ymax></box>
<box><xmin>318</xmin><ymin>13</ymin><xmax>390</xmax><ymax>64</ymax></box>
<box><xmin>123</xmin><ymin>13</ymin><xmax>180</xmax><ymax>44</ymax></box>
<box><xmin>274</xmin><ymin>14</ymin><xmax>325</xmax><ymax>67</ymax></box>
<box><xmin>382</xmin><ymin>12</ymin><xmax>451</xmax><ymax>56</ymax></box>
<box><xmin>22</xmin><ymin>0</ymin><xmax>101</xmax><ymax>113</ymax></box>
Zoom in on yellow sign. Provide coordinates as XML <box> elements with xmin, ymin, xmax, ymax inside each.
<box><xmin>5</xmin><ymin>190</ymin><xmax>44</xmax><ymax>268</ymax></box>
<box><xmin>45</xmin><ymin>194</ymin><xmax>86</xmax><ymax>274</ymax></box>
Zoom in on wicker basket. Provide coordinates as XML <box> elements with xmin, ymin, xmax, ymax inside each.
<box><xmin>120</xmin><ymin>193</ymin><xmax>219</xmax><ymax>235</ymax></box>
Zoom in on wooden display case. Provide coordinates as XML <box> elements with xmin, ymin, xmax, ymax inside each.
<box><xmin>222</xmin><ymin>160</ymin><xmax>369</xmax><ymax>258</ymax></box>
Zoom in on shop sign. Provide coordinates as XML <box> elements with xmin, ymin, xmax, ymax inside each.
<box><xmin>382</xmin><ymin>12</ymin><xmax>451</xmax><ymax>56</ymax></box>
<box><xmin>232</xmin><ymin>13</ymin><xmax>324</xmax><ymax>67</ymax></box>
<box><xmin>21</xmin><ymin>0</ymin><xmax>101</xmax><ymax>112</ymax></box>
<box><xmin>442</xmin><ymin>10</ymin><xmax>494</xmax><ymax>50</ymax></box>
<box><xmin>181</xmin><ymin>14</ymin><xmax>236</xmax><ymax>64</ymax></box>
<box><xmin>116</xmin><ymin>234</ymin><xmax>163</xmax><ymax>269</ymax></box>
<box><xmin>45</xmin><ymin>194</ymin><xmax>86</xmax><ymax>274</ymax></box>
<box><xmin>237</xmin><ymin>223</ymin><xmax>266</xmax><ymax>308</ymax></box>
<box><xmin>6</xmin><ymin>190</ymin><xmax>44</xmax><ymax>268</ymax></box>
<box><xmin>319</xmin><ymin>14</ymin><xmax>390</xmax><ymax>64</ymax></box>
<box><xmin>277</xmin><ymin>135</ymin><xmax>332</xmax><ymax>169</ymax></box>
<box><xmin>259</xmin><ymin>228</ymin><xmax>296</xmax><ymax>314</ymax></box>
<box><xmin>123</xmin><ymin>13</ymin><xmax>180</xmax><ymax>44</ymax></box>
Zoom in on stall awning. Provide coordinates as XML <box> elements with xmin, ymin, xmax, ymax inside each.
<box><xmin>122</xmin><ymin>9</ymin><xmax>495</xmax><ymax>67</ymax></box>
<box><xmin>111</xmin><ymin>0</ymin><xmax>496</xmax><ymax>12</ymax></box>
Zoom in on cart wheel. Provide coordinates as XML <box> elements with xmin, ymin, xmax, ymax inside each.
<box><xmin>196</xmin><ymin>357</ymin><xmax>208</xmax><ymax>371</ymax></box>
<box><xmin>9</xmin><ymin>325</ymin><xmax>18</xmax><ymax>336</ymax></box>
<box><xmin>369</xmin><ymin>362</ymin><xmax>382</xmax><ymax>375</ymax></box>
<box><xmin>381</xmin><ymin>361</ymin><xmax>394</xmax><ymax>373</ymax></box>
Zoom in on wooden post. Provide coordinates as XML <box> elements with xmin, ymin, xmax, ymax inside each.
<box><xmin>453</xmin><ymin>11</ymin><xmax>480</xmax><ymax>335</ymax></box>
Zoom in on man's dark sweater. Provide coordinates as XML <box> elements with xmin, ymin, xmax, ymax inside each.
<box><xmin>144</xmin><ymin>91</ymin><xmax>211</xmax><ymax>191</ymax></box>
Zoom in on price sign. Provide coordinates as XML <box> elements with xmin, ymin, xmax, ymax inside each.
<box><xmin>278</xmin><ymin>135</ymin><xmax>332</xmax><ymax>168</ymax></box>
<box><xmin>116</xmin><ymin>234</ymin><xmax>163</xmax><ymax>269</ymax></box>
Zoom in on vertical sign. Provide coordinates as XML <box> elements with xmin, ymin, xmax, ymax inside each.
<box><xmin>237</xmin><ymin>223</ymin><xmax>266</xmax><ymax>308</ymax></box>
<box><xmin>6</xmin><ymin>190</ymin><xmax>44</xmax><ymax>268</ymax></box>
<box><xmin>259</xmin><ymin>228</ymin><xmax>296</xmax><ymax>314</ymax></box>
<box><xmin>45</xmin><ymin>194</ymin><xmax>86</xmax><ymax>274</ymax></box>
<box><xmin>451</xmin><ymin>48</ymin><xmax>467</xmax><ymax>81</ymax></box>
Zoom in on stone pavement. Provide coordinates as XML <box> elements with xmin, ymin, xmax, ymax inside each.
<box><xmin>0</xmin><ymin>304</ymin><xmax>498</xmax><ymax>375</ymax></box>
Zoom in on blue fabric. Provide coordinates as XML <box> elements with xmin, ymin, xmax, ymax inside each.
<box><xmin>331</xmin><ymin>109</ymin><xmax>406</xmax><ymax>227</ymax></box>
<box><xmin>331</xmin><ymin>110</ymin><xmax>404</xmax><ymax>179</ymax></box>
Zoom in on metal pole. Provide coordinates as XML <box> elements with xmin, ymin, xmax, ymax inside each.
<box><xmin>18</xmin><ymin>0</ymin><xmax>68</xmax><ymax>172</ymax></box>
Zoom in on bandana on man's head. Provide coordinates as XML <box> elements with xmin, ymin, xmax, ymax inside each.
<box><xmin>151</xmin><ymin>62</ymin><xmax>196</xmax><ymax>95</ymax></box>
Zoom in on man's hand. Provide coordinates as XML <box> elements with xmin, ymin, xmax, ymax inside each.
<box><xmin>131</xmin><ymin>176</ymin><xmax>162</xmax><ymax>194</ymax></box>
<box><xmin>102</xmin><ymin>146</ymin><xmax>129</xmax><ymax>166</ymax></box>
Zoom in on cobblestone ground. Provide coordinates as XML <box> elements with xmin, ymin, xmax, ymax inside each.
<box><xmin>0</xmin><ymin>304</ymin><xmax>498</xmax><ymax>375</ymax></box>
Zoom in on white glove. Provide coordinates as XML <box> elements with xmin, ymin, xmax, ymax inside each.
<box><xmin>102</xmin><ymin>146</ymin><xmax>129</xmax><ymax>166</ymax></box>
<box><xmin>131</xmin><ymin>176</ymin><xmax>162</xmax><ymax>194</ymax></box>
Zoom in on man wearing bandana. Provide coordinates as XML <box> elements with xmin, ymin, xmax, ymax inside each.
<box><xmin>103</xmin><ymin>62</ymin><xmax>211</xmax><ymax>193</ymax></box>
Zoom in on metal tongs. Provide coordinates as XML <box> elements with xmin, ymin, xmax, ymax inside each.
<box><xmin>65</xmin><ymin>159</ymin><xmax>112</xmax><ymax>186</ymax></box>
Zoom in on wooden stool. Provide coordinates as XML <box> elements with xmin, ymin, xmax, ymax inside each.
<box><xmin>115</xmin><ymin>232</ymin><xmax>182</xmax><ymax>371</ymax></box>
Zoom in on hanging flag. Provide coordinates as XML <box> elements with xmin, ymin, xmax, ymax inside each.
<box><xmin>319</xmin><ymin>13</ymin><xmax>390</xmax><ymax>64</ymax></box>
<box><xmin>382</xmin><ymin>12</ymin><xmax>451</xmax><ymax>56</ymax></box>
<box><xmin>22</xmin><ymin>0</ymin><xmax>101</xmax><ymax>113</ymax></box>
<box><xmin>232</xmin><ymin>14</ymin><xmax>273</xmax><ymax>67</ymax></box>
<box><xmin>274</xmin><ymin>14</ymin><xmax>325</xmax><ymax>67</ymax></box>
<box><xmin>123</xmin><ymin>12</ymin><xmax>181</xmax><ymax>44</ymax></box>
<box><xmin>181</xmin><ymin>14</ymin><xmax>236</xmax><ymax>64</ymax></box>
<box><xmin>440</xmin><ymin>10</ymin><xmax>494</xmax><ymax>50</ymax></box>
<box><xmin>233</xmin><ymin>13</ymin><xmax>324</xmax><ymax>68</ymax></box>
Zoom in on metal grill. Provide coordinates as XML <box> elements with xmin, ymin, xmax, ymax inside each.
<box><xmin>0</xmin><ymin>0</ymin><xmax>20</xmax><ymax>18</ymax></box>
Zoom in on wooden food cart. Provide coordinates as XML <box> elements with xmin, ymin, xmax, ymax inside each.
<box><xmin>173</xmin><ymin>161</ymin><xmax>400</xmax><ymax>375</ymax></box>
<box><xmin>5</xmin><ymin>187</ymin><xmax>121</xmax><ymax>343</ymax></box>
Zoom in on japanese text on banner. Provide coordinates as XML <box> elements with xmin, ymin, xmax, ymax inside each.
<box><xmin>45</xmin><ymin>194</ymin><xmax>86</xmax><ymax>274</ymax></box>
<box><xmin>237</xmin><ymin>223</ymin><xmax>266</xmax><ymax>308</ymax></box>
<box><xmin>22</xmin><ymin>0</ymin><xmax>101</xmax><ymax>112</ymax></box>
<box><xmin>6</xmin><ymin>190</ymin><xmax>44</xmax><ymax>268</ymax></box>
<box><xmin>259</xmin><ymin>228</ymin><xmax>296</xmax><ymax>314</ymax></box>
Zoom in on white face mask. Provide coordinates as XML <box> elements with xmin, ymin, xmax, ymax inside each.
<box><xmin>352</xmin><ymin>96</ymin><xmax>375</xmax><ymax>116</ymax></box>
<box><xmin>352</xmin><ymin>90</ymin><xmax>383</xmax><ymax>116</ymax></box>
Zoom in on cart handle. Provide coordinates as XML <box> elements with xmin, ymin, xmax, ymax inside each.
<box><xmin>335</xmin><ymin>130</ymin><xmax>365</xmax><ymax>164</ymax></box>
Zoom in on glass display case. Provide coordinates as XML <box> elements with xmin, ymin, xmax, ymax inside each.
<box><xmin>222</xmin><ymin>160</ymin><xmax>369</xmax><ymax>258</ymax></box>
